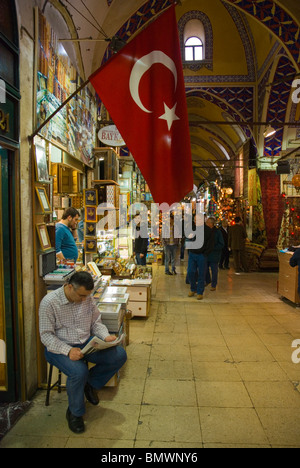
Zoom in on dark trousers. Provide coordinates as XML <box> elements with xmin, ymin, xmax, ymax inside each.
<box><xmin>232</xmin><ymin>249</ymin><xmax>248</xmax><ymax>272</ymax></box>
<box><xmin>219</xmin><ymin>247</ymin><xmax>230</xmax><ymax>268</ymax></box>
<box><xmin>136</xmin><ymin>253</ymin><xmax>147</xmax><ymax>266</ymax></box>
<box><xmin>188</xmin><ymin>252</ymin><xmax>207</xmax><ymax>295</ymax></box>
<box><xmin>206</xmin><ymin>261</ymin><xmax>219</xmax><ymax>288</ymax></box>
<box><xmin>45</xmin><ymin>344</ymin><xmax>127</xmax><ymax>417</ymax></box>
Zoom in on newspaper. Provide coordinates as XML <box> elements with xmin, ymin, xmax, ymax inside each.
<box><xmin>81</xmin><ymin>334</ymin><xmax>125</xmax><ymax>356</ymax></box>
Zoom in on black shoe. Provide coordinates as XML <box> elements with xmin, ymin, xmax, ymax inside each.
<box><xmin>172</xmin><ymin>270</ymin><xmax>177</xmax><ymax>275</ymax></box>
<box><xmin>165</xmin><ymin>271</ymin><xmax>172</xmax><ymax>275</ymax></box>
<box><xmin>66</xmin><ymin>408</ymin><xmax>85</xmax><ymax>434</ymax></box>
<box><xmin>84</xmin><ymin>382</ymin><xmax>99</xmax><ymax>406</ymax></box>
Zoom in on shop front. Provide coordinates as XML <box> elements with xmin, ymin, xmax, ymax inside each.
<box><xmin>0</xmin><ymin>0</ymin><xmax>25</xmax><ymax>402</ymax></box>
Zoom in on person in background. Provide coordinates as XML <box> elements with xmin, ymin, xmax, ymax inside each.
<box><xmin>205</xmin><ymin>217</ymin><xmax>224</xmax><ymax>291</ymax></box>
<box><xmin>55</xmin><ymin>207</ymin><xmax>80</xmax><ymax>263</ymax></box>
<box><xmin>290</xmin><ymin>248</ymin><xmax>300</xmax><ymax>295</ymax></box>
<box><xmin>187</xmin><ymin>213</ymin><xmax>215</xmax><ymax>300</ymax></box>
<box><xmin>219</xmin><ymin>219</ymin><xmax>230</xmax><ymax>270</ymax></box>
<box><xmin>39</xmin><ymin>271</ymin><xmax>127</xmax><ymax>434</ymax></box>
<box><xmin>132</xmin><ymin>212</ymin><xmax>148</xmax><ymax>266</ymax></box>
<box><xmin>228</xmin><ymin>216</ymin><xmax>249</xmax><ymax>273</ymax></box>
<box><xmin>162</xmin><ymin>213</ymin><xmax>180</xmax><ymax>275</ymax></box>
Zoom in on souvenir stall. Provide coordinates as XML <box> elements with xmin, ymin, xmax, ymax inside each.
<box><xmin>277</xmin><ymin>170</ymin><xmax>300</xmax><ymax>306</ymax></box>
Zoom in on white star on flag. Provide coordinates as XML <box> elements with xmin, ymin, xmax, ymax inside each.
<box><xmin>159</xmin><ymin>103</ymin><xmax>180</xmax><ymax>130</ymax></box>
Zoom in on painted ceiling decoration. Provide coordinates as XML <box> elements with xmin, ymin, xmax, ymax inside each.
<box><xmin>264</xmin><ymin>55</ymin><xmax>297</xmax><ymax>157</ymax></box>
<box><xmin>224</xmin><ymin>0</ymin><xmax>300</xmax><ymax>68</ymax></box>
<box><xmin>42</xmin><ymin>0</ymin><xmax>299</xmax><ymax>185</ymax></box>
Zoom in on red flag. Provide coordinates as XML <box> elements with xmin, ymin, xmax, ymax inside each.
<box><xmin>89</xmin><ymin>5</ymin><xmax>193</xmax><ymax>206</ymax></box>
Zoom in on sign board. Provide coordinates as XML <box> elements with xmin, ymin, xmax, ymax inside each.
<box><xmin>98</xmin><ymin>125</ymin><xmax>125</xmax><ymax>147</ymax></box>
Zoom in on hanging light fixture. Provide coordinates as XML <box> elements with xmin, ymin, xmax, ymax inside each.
<box><xmin>263</xmin><ymin>125</ymin><xmax>276</xmax><ymax>138</ymax></box>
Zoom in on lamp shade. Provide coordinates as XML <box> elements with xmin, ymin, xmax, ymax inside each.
<box><xmin>263</xmin><ymin>125</ymin><xmax>276</xmax><ymax>138</ymax></box>
<box><xmin>292</xmin><ymin>174</ymin><xmax>300</xmax><ymax>188</ymax></box>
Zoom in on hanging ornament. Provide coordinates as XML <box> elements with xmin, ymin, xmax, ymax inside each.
<box><xmin>292</xmin><ymin>174</ymin><xmax>300</xmax><ymax>192</ymax></box>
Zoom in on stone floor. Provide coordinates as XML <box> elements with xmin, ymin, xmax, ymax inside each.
<box><xmin>1</xmin><ymin>260</ymin><xmax>300</xmax><ymax>448</ymax></box>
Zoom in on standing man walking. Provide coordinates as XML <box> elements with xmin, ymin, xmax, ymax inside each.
<box><xmin>187</xmin><ymin>213</ymin><xmax>215</xmax><ymax>300</ymax></box>
<box><xmin>228</xmin><ymin>217</ymin><xmax>249</xmax><ymax>273</ymax></box>
<box><xmin>219</xmin><ymin>219</ymin><xmax>230</xmax><ymax>269</ymax></box>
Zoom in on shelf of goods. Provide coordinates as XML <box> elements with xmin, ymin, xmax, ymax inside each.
<box><xmin>111</xmin><ymin>278</ymin><xmax>152</xmax><ymax>318</ymax></box>
<box><xmin>278</xmin><ymin>252</ymin><xmax>300</xmax><ymax>305</ymax></box>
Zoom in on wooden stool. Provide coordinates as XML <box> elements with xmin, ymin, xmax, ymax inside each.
<box><xmin>45</xmin><ymin>364</ymin><xmax>63</xmax><ymax>406</ymax></box>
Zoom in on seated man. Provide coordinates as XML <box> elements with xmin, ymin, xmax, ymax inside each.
<box><xmin>39</xmin><ymin>271</ymin><xmax>127</xmax><ymax>434</ymax></box>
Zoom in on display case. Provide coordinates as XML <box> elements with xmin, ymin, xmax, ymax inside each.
<box><xmin>278</xmin><ymin>252</ymin><xmax>300</xmax><ymax>305</ymax></box>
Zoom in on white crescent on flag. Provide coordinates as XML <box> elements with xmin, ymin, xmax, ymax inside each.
<box><xmin>129</xmin><ymin>50</ymin><xmax>180</xmax><ymax>130</ymax></box>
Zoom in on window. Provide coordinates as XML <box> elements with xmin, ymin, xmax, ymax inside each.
<box><xmin>179</xmin><ymin>12</ymin><xmax>213</xmax><ymax>71</ymax></box>
<box><xmin>185</xmin><ymin>37</ymin><xmax>203</xmax><ymax>61</ymax></box>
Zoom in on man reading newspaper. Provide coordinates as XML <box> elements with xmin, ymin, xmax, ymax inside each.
<box><xmin>39</xmin><ymin>271</ymin><xmax>127</xmax><ymax>434</ymax></box>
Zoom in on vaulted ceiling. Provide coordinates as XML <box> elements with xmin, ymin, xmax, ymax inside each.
<box><xmin>37</xmin><ymin>0</ymin><xmax>300</xmax><ymax>186</ymax></box>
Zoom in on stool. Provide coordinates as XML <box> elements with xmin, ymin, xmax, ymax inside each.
<box><xmin>45</xmin><ymin>364</ymin><xmax>63</xmax><ymax>406</ymax></box>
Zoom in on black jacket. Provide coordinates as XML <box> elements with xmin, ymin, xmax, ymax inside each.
<box><xmin>133</xmin><ymin>226</ymin><xmax>148</xmax><ymax>254</ymax></box>
<box><xmin>188</xmin><ymin>223</ymin><xmax>215</xmax><ymax>256</ymax></box>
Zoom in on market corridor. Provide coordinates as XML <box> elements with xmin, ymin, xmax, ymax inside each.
<box><xmin>1</xmin><ymin>263</ymin><xmax>300</xmax><ymax>448</ymax></box>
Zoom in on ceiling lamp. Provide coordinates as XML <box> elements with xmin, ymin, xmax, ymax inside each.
<box><xmin>263</xmin><ymin>125</ymin><xmax>276</xmax><ymax>138</ymax></box>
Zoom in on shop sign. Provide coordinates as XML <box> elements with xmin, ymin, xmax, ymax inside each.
<box><xmin>98</xmin><ymin>125</ymin><xmax>125</xmax><ymax>147</ymax></box>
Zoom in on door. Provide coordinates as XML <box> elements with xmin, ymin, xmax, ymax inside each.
<box><xmin>0</xmin><ymin>147</ymin><xmax>18</xmax><ymax>401</ymax></box>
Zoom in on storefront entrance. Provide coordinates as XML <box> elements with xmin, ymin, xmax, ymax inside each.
<box><xmin>0</xmin><ymin>147</ymin><xmax>21</xmax><ymax>402</ymax></box>
<box><xmin>0</xmin><ymin>0</ymin><xmax>24</xmax><ymax>402</ymax></box>
<box><xmin>0</xmin><ymin>147</ymin><xmax>15</xmax><ymax>401</ymax></box>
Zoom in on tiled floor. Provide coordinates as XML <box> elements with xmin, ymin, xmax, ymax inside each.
<box><xmin>2</xmin><ymin>261</ymin><xmax>300</xmax><ymax>448</ymax></box>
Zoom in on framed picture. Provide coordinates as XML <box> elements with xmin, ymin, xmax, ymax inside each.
<box><xmin>36</xmin><ymin>223</ymin><xmax>52</xmax><ymax>251</ymax></box>
<box><xmin>84</xmin><ymin>189</ymin><xmax>98</xmax><ymax>207</ymax></box>
<box><xmin>85</xmin><ymin>222</ymin><xmax>96</xmax><ymax>237</ymax></box>
<box><xmin>35</xmin><ymin>186</ymin><xmax>52</xmax><ymax>214</ymax></box>
<box><xmin>85</xmin><ymin>237</ymin><xmax>98</xmax><ymax>254</ymax></box>
<box><xmin>85</xmin><ymin>206</ymin><xmax>97</xmax><ymax>222</ymax></box>
<box><xmin>34</xmin><ymin>139</ymin><xmax>49</xmax><ymax>183</ymax></box>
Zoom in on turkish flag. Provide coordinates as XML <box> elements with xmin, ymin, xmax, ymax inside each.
<box><xmin>89</xmin><ymin>5</ymin><xmax>193</xmax><ymax>206</ymax></box>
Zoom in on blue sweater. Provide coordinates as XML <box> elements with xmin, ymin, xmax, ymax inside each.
<box><xmin>290</xmin><ymin>249</ymin><xmax>300</xmax><ymax>293</ymax></box>
<box><xmin>55</xmin><ymin>223</ymin><xmax>78</xmax><ymax>262</ymax></box>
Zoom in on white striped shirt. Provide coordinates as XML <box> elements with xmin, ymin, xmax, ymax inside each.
<box><xmin>39</xmin><ymin>286</ymin><xmax>109</xmax><ymax>356</ymax></box>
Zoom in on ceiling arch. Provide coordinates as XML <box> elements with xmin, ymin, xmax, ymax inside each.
<box><xmin>36</xmin><ymin>0</ymin><xmax>299</xmax><ymax>186</ymax></box>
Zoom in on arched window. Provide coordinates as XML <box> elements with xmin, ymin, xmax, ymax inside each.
<box><xmin>185</xmin><ymin>37</ymin><xmax>203</xmax><ymax>61</ymax></box>
<box><xmin>184</xmin><ymin>19</ymin><xmax>205</xmax><ymax>62</ymax></box>
<box><xmin>178</xmin><ymin>12</ymin><xmax>213</xmax><ymax>71</ymax></box>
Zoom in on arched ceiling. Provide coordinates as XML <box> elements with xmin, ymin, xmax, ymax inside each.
<box><xmin>38</xmin><ymin>0</ymin><xmax>300</xmax><ymax>186</ymax></box>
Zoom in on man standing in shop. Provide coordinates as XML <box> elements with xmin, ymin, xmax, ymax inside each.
<box><xmin>228</xmin><ymin>216</ymin><xmax>249</xmax><ymax>273</ymax></box>
<box><xmin>55</xmin><ymin>207</ymin><xmax>80</xmax><ymax>263</ymax></box>
<box><xmin>132</xmin><ymin>212</ymin><xmax>149</xmax><ymax>266</ymax></box>
<box><xmin>162</xmin><ymin>212</ymin><xmax>180</xmax><ymax>275</ymax></box>
<box><xmin>39</xmin><ymin>271</ymin><xmax>127</xmax><ymax>434</ymax></box>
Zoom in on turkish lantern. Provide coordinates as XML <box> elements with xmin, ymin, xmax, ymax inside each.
<box><xmin>292</xmin><ymin>174</ymin><xmax>300</xmax><ymax>190</ymax></box>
